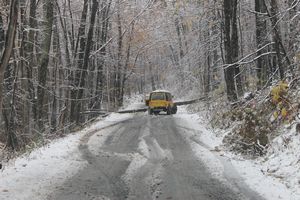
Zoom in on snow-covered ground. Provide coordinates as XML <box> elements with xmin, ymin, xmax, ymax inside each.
<box><xmin>177</xmin><ymin>106</ymin><xmax>300</xmax><ymax>200</ymax></box>
<box><xmin>0</xmin><ymin>131</ymin><xmax>86</xmax><ymax>200</ymax></box>
<box><xmin>121</xmin><ymin>94</ymin><xmax>145</xmax><ymax>110</ymax></box>
<box><xmin>0</xmin><ymin>112</ymin><xmax>136</xmax><ymax>200</ymax></box>
<box><xmin>0</xmin><ymin>96</ymin><xmax>146</xmax><ymax>200</ymax></box>
<box><xmin>0</xmin><ymin>100</ymin><xmax>299</xmax><ymax>200</ymax></box>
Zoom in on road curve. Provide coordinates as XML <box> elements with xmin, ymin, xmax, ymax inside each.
<box><xmin>47</xmin><ymin>113</ymin><xmax>264</xmax><ymax>200</ymax></box>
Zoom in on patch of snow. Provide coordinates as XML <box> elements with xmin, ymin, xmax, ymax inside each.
<box><xmin>122</xmin><ymin>118</ymin><xmax>149</xmax><ymax>186</ymax></box>
<box><xmin>188</xmin><ymin>137</ymin><xmax>225</xmax><ymax>179</ymax></box>
<box><xmin>122</xmin><ymin>153</ymin><xmax>147</xmax><ymax>184</ymax></box>
<box><xmin>0</xmin><ymin>110</ymin><xmax>135</xmax><ymax>200</ymax></box>
<box><xmin>122</xmin><ymin>118</ymin><xmax>150</xmax><ymax>183</ymax></box>
<box><xmin>87</xmin><ymin>125</ymin><xmax>123</xmax><ymax>156</ymax></box>
<box><xmin>243</xmin><ymin>92</ymin><xmax>254</xmax><ymax>100</ymax></box>
<box><xmin>227</xmin><ymin>121</ymin><xmax>300</xmax><ymax>200</ymax></box>
<box><xmin>175</xmin><ymin>106</ymin><xmax>224</xmax><ymax>149</ymax></box>
<box><xmin>259</xmin><ymin>123</ymin><xmax>300</xmax><ymax>199</ymax></box>
<box><xmin>121</xmin><ymin>94</ymin><xmax>145</xmax><ymax>111</ymax></box>
<box><xmin>176</xmin><ymin>106</ymin><xmax>300</xmax><ymax>200</ymax></box>
<box><xmin>138</xmin><ymin>137</ymin><xmax>150</xmax><ymax>159</ymax></box>
<box><xmin>230</xmin><ymin>155</ymin><xmax>296</xmax><ymax>200</ymax></box>
<box><xmin>175</xmin><ymin>109</ymin><xmax>225</xmax><ymax>179</ymax></box>
<box><xmin>0</xmin><ymin>132</ymin><xmax>87</xmax><ymax>200</ymax></box>
<box><xmin>138</xmin><ymin>119</ymin><xmax>151</xmax><ymax>159</ymax></box>
<box><xmin>151</xmin><ymin>89</ymin><xmax>171</xmax><ymax>93</ymax></box>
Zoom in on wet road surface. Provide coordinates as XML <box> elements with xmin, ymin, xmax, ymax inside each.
<box><xmin>47</xmin><ymin>114</ymin><xmax>264</xmax><ymax>200</ymax></box>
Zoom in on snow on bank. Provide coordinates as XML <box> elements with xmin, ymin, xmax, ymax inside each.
<box><xmin>0</xmin><ymin>131</ymin><xmax>87</xmax><ymax>200</ymax></box>
<box><xmin>260</xmin><ymin>124</ymin><xmax>300</xmax><ymax>198</ymax></box>
<box><xmin>177</xmin><ymin>106</ymin><xmax>300</xmax><ymax>200</ymax></box>
<box><xmin>0</xmin><ymin>110</ymin><xmax>136</xmax><ymax>200</ymax></box>
<box><xmin>175</xmin><ymin>107</ymin><xmax>225</xmax><ymax>178</ymax></box>
<box><xmin>122</xmin><ymin>94</ymin><xmax>145</xmax><ymax>110</ymax></box>
<box><xmin>226</xmin><ymin>125</ymin><xmax>300</xmax><ymax>200</ymax></box>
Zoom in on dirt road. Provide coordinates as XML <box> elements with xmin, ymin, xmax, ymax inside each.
<box><xmin>47</xmin><ymin>114</ymin><xmax>264</xmax><ymax>200</ymax></box>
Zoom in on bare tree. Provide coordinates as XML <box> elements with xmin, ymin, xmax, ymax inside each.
<box><xmin>255</xmin><ymin>0</ymin><xmax>269</xmax><ymax>88</ymax></box>
<box><xmin>0</xmin><ymin>0</ymin><xmax>18</xmax><ymax>114</ymax></box>
<box><xmin>37</xmin><ymin>0</ymin><xmax>54</xmax><ymax>130</ymax></box>
<box><xmin>70</xmin><ymin>0</ymin><xmax>89</xmax><ymax>122</ymax></box>
<box><xmin>223</xmin><ymin>0</ymin><xmax>240</xmax><ymax>101</ymax></box>
<box><xmin>75</xmin><ymin>0</ymin><xmax>99</xmax><ymax>123</ymax></box>
<box><xmin>0</xmin><ymin>0</ymin><xmax>19</xmax><ymax>149</ymax></box>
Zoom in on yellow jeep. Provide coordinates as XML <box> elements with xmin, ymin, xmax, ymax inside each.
<box><xmin>148</xmin><ymin>90</ymin><xmax>177</xmax><ymax>115</ymax></box>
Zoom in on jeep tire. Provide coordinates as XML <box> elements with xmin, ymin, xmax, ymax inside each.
<box><xmin>167</xmin><ymin>107</ymin><xmax>172</xmax><ymax>115</ymax></box>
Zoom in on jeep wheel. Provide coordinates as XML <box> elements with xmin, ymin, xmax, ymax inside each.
<box><xmin>167</xmin><ymin>107</ymin><xmax>172</xmax><ymax>115</ymax></box>
<box><xmin>172</xmin><ymin>105</ymin><xmax>177</xmax><ymax>114</ymax></box>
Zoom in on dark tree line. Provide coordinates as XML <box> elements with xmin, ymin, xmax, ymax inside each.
<box><xmin>221</xmin><ymin>0</ymin><xmax>299</xmax><ymax>102</ymax></box>
<box><xmin>0</xmin><ymin>0</ymin><xmax>150</xmax><ymax>150</ymax></box>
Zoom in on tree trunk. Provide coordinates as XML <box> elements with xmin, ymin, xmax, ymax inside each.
<box><xmin>67</xmin><ymin>0</ymin><xmax>75</xmax><ymax>51</ymax></box>
<box><xmin>70</xmin><ymin>0</ymin><xmax>88</xmax><ymax>122</ymax></box>
<box><xmin>0</xmin><ymin>0</ymin><xmax>19</xmax><ymax>150</ymax></box>
<box><xmin>26</xmin><ymin>0</ymin><xmax>38</xmax><ymax>124</ymax></box>
<box><xmin>3</xmin><ymin>55</ymin><xmax>19</xmax><ymax>150</ymax></box>
<box><xmin>263</xmin><ymin>0</ymin><xmax>291</xmax><ymax>79</ymax></box>
<box><xmin>37</xmin><ymin>0</ymin><xmax>54</xmax><ymax>130</ymax></box>
<box><xmin>115</xmin><ymin>0</ymin><xmax>123</xmax><ymax>108</ymax></box>
<box><xmin>75</xmin><ymin>0</ymin><xmax>99</xmax><ymax>123</ymax></box>
<box><xmin>74</xmin><ymin>0</ymin><xmax>89</xmax><ymax>58</ymax></box>
<box><xmin>0</xmin><ymin>0</ymin><xmax>18</xmax><ymax>115</ymax></box>
<box><xmin>91</xmin><ymin>0</ymin><xmax>112</xmax><ymax>112</ymax></box>
<box><xmin>2</xmin><ymin>65</ymin><xmax>11</xmax><ymax>146</ymax></box>
<box><xmin>55</xmin><ymin>0</ymin><xmax>72</xmax><ymax>128</ymax></box>
<box><xmin>223</xmin><ymin>0</ymin><xmax>238</xmax><ymax>102</ymax></box>
<box><xmin>288</xmin><ymin>0</ymin><xmax>297</xmax><ymax>73</ymax></box>
<box><xmin>203</xmin><ymin>26</ymin><xmax>211</xmax><ymax>95</ymax></box>
<box><xmin>0</xmin><ymin>14</ymin><xmax>5</xmax><ymax>52</ymax></box>
<box><xmin>255</xmin><ymin>0</ymin><xmax>269</xmax><ymax>89</ymax></box>
<box><xmin>173</xmin><ymin>7</ymin><xmax>184</xmax><ymax>88</ymax></box>
<box><xmin>231</xmin><ymin>0</ymin><xmax>243</xmax><ymax>97</ymax></box>
<box><xmin>120</xmin><ymin>25</ymin><xmax>134</xmax><ymax>105</ymax></box>
<box><xmin>269</xmin><ymin>0</ymin><xmax>284</xmax><ymax>79</ymax></box>
<box><xmin>50</xmin><ymin>12</ymin><xmax>61</xmax><ymax>133</ymax></box>
<box><xmin>149</xmin><ymin>64</ymin><xmax>156</xmax><ymax>91</ymax></box>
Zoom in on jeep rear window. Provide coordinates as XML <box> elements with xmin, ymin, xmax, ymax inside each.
<box><xmin>150</xmin><ymin>92</ymin><xmax>166</xmax><ymax>100</ymax></box>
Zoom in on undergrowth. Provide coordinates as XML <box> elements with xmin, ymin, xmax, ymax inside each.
<box><xmin>211</xmin><ymin>80</ymin><xmax>300</xmax><ymax>157</ymax></box>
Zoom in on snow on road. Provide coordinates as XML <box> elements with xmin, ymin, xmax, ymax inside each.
<box><xmin>0</xmin><ymin>101</ymin><xmax>298</xmax><ymax>200</ymax></box>
<box><xmin>0</xmin><ymin>98</ymin><xmax>144</xmax><ymax>200</ymax></box>
<box><xmin>0</xmin><ymin>130</ymin><xmax>87</xmax><ymax>200</ymax></box>
<box><xmin>176</xmin><ymin>106</ymin><xmax>300</xmax><ymax>200</ymax></box>
<box><xmin>0</xmin><ymin>111</ymin><xmax>135</xmax><ymax>200</ymax></box>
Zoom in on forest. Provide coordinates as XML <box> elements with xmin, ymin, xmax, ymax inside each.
<box><xmin>0</xmin><ymin>0</ymin><xmax>299</xmax><ymax>151</ymax></box>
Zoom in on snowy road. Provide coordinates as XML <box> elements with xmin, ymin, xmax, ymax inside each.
<box><xmin>46</xmin><ymin>113</ymin><xmax>264</xmax><ymax>200</ymax></box>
